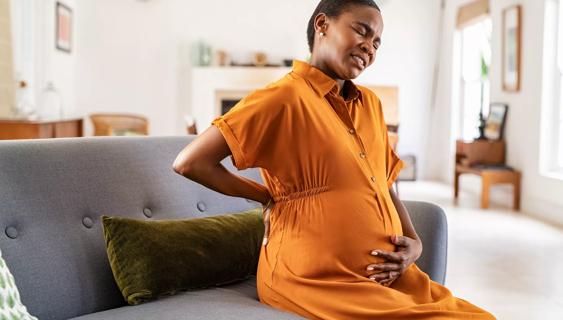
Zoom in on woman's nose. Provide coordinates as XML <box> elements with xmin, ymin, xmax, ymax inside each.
<box><xmin>360</xmin><ymin>41</ymin><xmax>374</xmax><ymax>58</ymax></box>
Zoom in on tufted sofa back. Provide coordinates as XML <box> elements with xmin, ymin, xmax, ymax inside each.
<box><xmin>0</xmin><ymin>136</ymin><xmax>262</xmax><ymax>320</ymax></box>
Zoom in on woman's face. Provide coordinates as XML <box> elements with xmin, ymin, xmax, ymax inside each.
<box><xmin>312</xmin><ymin>5</ymin><xmax>383</xmax><ymax>80</ymax></box>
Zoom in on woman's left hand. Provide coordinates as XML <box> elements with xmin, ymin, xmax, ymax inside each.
<box><xmin>261</xmin><ymin>197</ymin><xmax>274</xmax><ymax>247</ymax></box>
<box><xmin>366</xmin><ymin>235</ymin><xmax>422</xmax><ymax>286</ymax></box>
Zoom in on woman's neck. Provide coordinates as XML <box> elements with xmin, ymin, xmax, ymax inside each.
<box><xmin>309</xmin><ymin>59</ymin><xmax>345</xmax><ymax>97</ymax></box>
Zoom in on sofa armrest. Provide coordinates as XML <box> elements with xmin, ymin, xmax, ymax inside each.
<box><xmin>403</xmin><ymin>201</ymin><xmax>448</xmax><ymax>285</ymax></box>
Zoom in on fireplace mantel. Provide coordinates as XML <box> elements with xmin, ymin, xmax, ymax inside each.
<box><xmin>191</xmin><ymin>66</ymin><xmax>291</xmax><ymax>131</ymax></box>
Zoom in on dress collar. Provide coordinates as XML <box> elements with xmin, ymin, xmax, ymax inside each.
<box><xmin>291</xmin><ymin>60</ymin><xmax>361</xmax><ymax>102</ymax></box>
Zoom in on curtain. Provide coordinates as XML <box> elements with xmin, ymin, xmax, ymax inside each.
<box><xmin>457</xmin><ymin>0</ymin><xmax>490</xmax><ymax>29</ymax></box>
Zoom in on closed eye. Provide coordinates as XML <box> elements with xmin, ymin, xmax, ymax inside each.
<box><xmin>352</xmin><ymin>24</ymin><xmax>380</xmax><ymax>51</ymax></box>
<box><xmin>353</xmin><ymin>27</ymin><xmax>366</xmax><ymax>37</ymax></box>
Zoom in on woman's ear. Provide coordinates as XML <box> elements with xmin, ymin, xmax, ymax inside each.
<box><xmin>314</xmin><ymin>13</ymin><xmax>328</xmax><ymax>35</ymax></box>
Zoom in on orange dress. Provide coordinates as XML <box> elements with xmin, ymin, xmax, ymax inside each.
<box><xmin>212</xmin><ymin>60</ymin><xmax>495</xmax><ymax>320</ymax></box>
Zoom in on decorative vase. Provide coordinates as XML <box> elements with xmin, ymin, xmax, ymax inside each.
<box><xmin>38</xmin><ymin>82</ymin><xmax>63</xmax><ymax>120</ymax></box>
<box><xmin>192</xmin><ymin>40</ymin><xmax>212</xmax><ymax>67</ymax></box>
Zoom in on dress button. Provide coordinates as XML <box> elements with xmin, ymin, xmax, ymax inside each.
<box><xmin>348</xmin><ymin>129</ymin><xmax>355</xmax><ymax>134</ymax></box>
<box><xmin>360</xmin><ymin>152</ymin><xmax>366</xmax><ymax>158</ymax></box>
<box><xmin>371</xmin><ymin>176</ymin><xmax>376</xmax><ymax>182</ymax></box>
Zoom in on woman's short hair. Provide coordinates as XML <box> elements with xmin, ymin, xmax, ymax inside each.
<box><xmin>306</xmin><ymin>0</ymin><xmax>380</xmax><ymax>53</ymax></box>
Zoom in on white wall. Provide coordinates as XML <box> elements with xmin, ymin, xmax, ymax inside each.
<box><xmin>32</xmin><ymin>0</ymin><xmax>77</xmax><ymax>118</ymax></box>
<box><xmin>428</xmin><ymin>0</ymin><xmax>563</xmax><ymax>226</ymax></box>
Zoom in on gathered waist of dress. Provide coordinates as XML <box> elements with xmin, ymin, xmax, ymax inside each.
<box><xmin>272</xmin><ymin>185</ymin><xmax>329</xmax><ymax>203</ymax></box>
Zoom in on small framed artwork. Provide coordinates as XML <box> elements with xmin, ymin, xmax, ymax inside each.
<box><xmin>484</xmin><ymin>103</ymin><xmax>509</xmax><ymax>140</ymax></box>
<box><xmin>502</xmin><ymin>5</ymin><xmax>521</xmax><ymax>92</ymax></box>
<box><xmin>56</xmin><ymin>2</ymin><xmax>72</xmax><ymax>53</ymax></box>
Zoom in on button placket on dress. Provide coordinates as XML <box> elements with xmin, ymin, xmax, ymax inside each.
<box><xmin>325</xmin><ymin>92</ymin><xmax>384</xmax><ymax>200</ymax></box>
<box><xmin>342</xmin><ymin>98</ymin><xmax>393</xmax><ymax>231</ymax></box>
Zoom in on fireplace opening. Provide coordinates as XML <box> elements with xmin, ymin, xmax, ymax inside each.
<box><xmin>215</xmin><ymin>90</ymin><xmax>249</xmax><ymax>116</ymax></box>
<box><xmin>221</xmin><ymin>99</ymin><xmax>241</xmax><ymax>115</ymax></box>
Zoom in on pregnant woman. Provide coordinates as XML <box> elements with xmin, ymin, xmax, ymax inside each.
<box><xmin>173</xmin><ymin>0</ymin><xmax>495</xmax><ymax>318</ymax></box>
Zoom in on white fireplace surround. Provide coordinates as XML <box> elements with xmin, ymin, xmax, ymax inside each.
<box><xmin>191</xmin><ymin>66</ymin><xmax>291</xmax><ymax>131</ymax></box>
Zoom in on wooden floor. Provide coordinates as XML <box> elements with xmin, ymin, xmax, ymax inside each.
<box><xmin>400</xmin><ymin>180</ymin><xmax>563</xmax><ymax>320</ymax></box>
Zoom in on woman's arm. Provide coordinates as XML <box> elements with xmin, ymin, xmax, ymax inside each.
<box><xmin>172</xmin><ymin>125</ymin><xmax>271</xmax><ymax>206</ymax></box>
<box><xmin>367</xmin><ymin>187</ymin><xmax>423</xmax><ymax>286</ymax></box>
<box><xmin>389</xmin><ymin>187</ymin><xmax>421</xmax><ymax>243</ymax></box>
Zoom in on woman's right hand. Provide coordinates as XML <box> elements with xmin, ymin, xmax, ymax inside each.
<box><xmin>262</xmin><ymin>198</ymin><xmax>274</xmax><ymax>246</ymax></box>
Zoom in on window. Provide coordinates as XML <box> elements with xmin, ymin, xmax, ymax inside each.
<box><xmin>458</xmin><ymin>18</ymin><xmax>492</xmax><ymax>141</ymax></box>
<box><xmin>541</xmin><ymin>0</ymin><xmax>563</xmax><ymax>177</ymax></box>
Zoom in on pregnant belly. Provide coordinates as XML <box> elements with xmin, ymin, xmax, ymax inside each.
<box><xmin>275</xmin><ymin>192</ymin><xmax>399</xmax><ymax>280</ymax></box>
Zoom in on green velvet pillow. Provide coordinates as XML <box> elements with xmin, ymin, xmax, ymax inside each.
<box><xmin>102</xmin><ymin>208</ymin><xmax>264</xmax><ymax>305</ymax></box>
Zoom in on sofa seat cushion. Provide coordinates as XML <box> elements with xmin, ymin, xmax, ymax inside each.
<box><xmin>69</xmin><ymin>277</ymin><xmax>303</xmax><ymax>320</ymax></box>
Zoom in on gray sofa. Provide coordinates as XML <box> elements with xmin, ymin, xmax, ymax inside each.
<box><xmin>0</xmin><ymin>136</ymin><xmax>447</xmax><ymax>320</ymax></box>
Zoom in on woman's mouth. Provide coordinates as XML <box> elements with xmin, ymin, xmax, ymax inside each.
<box><xmin>351</xmin><ymin>55</ymin><xmax>366</xmax><ymax>70</ymax></box>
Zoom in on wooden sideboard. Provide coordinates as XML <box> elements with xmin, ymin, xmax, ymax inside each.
<box><xmin>0</xmin><ymin>118</ymin><xmax>83</xmax><ymax>140</ymax></box>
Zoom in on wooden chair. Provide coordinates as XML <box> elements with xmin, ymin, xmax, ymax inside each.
<box><xmin>454</xmin><ymin>139</ymin><xmax>521</xmax><ymax>210</ymax></box>
<box><xmin>89</xmin><ymin>113</ymin><xmax>149</xmax><ymax>136</ymax></box>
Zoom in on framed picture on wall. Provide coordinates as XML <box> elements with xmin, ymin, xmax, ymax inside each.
<box><xmin>484</xmin><ymin>103</ymin><xmax>509</xmax><ymax>140</ymax></box>
<box><xmin>502</xmin><ymin>5</ymin><xmax>521</xmax><ymax>92</ymax></box>
<box><xmin>56</xmin><ymin>2</ymin><xmax>72</xmax><ymax>53</ymax></box>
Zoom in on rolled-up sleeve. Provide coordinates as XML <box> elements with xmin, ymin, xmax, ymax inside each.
<box><xmin>211</xmin><ymin>86</ymin><xmax>286</xmax><ymax>171</ymax></box>
<box><xmin>386</xmin><ymin>143</ymin><xmax>405</xmax><ymax>189</ymax></box>
<box><xmin>211</xmin><ymin>116</ymin><xmax>250</xmax><ymax>170</ymax></box>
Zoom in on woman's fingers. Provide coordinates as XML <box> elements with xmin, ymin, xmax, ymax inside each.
<box><xmin>261</xmin><ymin>198</ymin><xmax>275</xmax><ymax>247</ymax></box>
<box><xmin>366</xmin><ymin>262</ymin><xmax>402</xmax><ymax>272</ymax></box>
<box><xmin>262</xmin><ymin>207</ymin><xmax>271</xmax><ymax>246</ymax></box>
<box><xmin>368</xmin><ymin>270</ymin><xmax>401</xmax><ymax>283</ymax></box>
<box><xmin>391</xmin><ymin>235</ymin><xmax>411</xmax><ymax>246</ymax></box>
<box><xmin>379</xmin><ymin>273</ymin><xmax>399</xmax><ymax>286</ymax></box>
<box><xmin>368</xmin><ymin>272</ymin><xmax>390</xmax><ymax>281</ymax></box>
<box><xmin>371</xmin><ymin>250</ymin><xmax>407</xmax><ymax>263</ymax></box>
